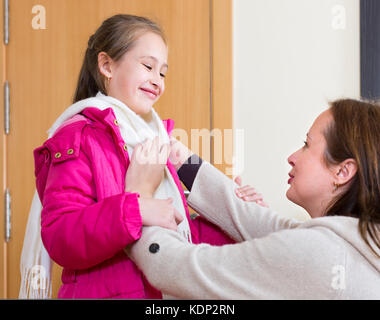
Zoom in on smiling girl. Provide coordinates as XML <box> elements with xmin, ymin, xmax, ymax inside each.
<box><xmin>19</xmin><ymin>14</ymin><xmax>264</xmax><ymax>299</ymax></box>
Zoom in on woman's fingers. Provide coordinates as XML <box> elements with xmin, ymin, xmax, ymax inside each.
<box><xmin>235</xmin><ymin>184</ymin><xmax>269</xmax><ymax>207</ymax></box>
<box><xmin>242</xmin><ymin>194</ymin><xmax>263</xmax><ymax>202</ymax></box>
<box><xmin>234</xmin><ymin>176</ymin><xmax>243</xmax><ymax>186</ymax></box>
<box><xmin>235</xmin><ymin>185</ymin><xmax>256</xmax><ymax>197</ymax></box>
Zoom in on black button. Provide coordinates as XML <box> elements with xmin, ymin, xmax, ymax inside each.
<box><xmin>149</xmin><ymin>243</ymin><xmax>160</xmax><ymax>254</ymax></box>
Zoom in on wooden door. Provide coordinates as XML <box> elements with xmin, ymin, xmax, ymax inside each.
<box><xmin>1</xmin><ymin>0</ymin><xmax>232</xmax><ymax>298</ymax></box>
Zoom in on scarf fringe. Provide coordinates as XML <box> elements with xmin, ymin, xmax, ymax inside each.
<box><xmin>19</xmin><ymin>267</ymin><xmax>52</xmax><ymax>299</ymax></box>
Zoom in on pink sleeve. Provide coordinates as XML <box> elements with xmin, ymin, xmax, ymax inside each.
<box><xmin>38</xmin><ymin>140</ymin><xmax>142</xmax><ymax>270</ymax></box>
<box><xmin>191</xmin><ymin>215</ymin><xmax>235</xmax><ymax>246</ymax></box>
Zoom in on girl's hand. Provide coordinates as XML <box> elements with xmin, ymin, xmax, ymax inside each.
<box><xmin>138</xmin><ymin>197</ymin><xmax>183</xmax><ymax>231</ymax></box>
<box><xmin>234</xmin><ymin>176</ymin><xmax>269</xmax><ymax>208</ymax></box>
<box><xmin>169</xmin><ymin>137</ymin><xmax>194</xmax><ymax>171</ymax></box>
<box><xmin>125</xmin><ymin>137</ymin><xmax>170</xmax><ymax>198</ymax></box>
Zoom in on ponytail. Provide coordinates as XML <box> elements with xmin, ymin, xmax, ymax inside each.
<box><xmin>73</xmin><ymin>48</ymin><xmax>104</xmax><ymax>103</ymax></box>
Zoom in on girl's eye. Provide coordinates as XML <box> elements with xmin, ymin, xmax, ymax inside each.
<box><xmin>143</xmin><ymin>64</ymin><xmax>152</xmax><ymax>71</ymax></box>
<box><xmin>160</xmin><ymin>73</ymin><xmax>166</xmax><ymax>78</ymax></box>
<box><xmin>303</xmin><ymin>141</ymin><xmax>308</xmax><ymax>149</ymax></box>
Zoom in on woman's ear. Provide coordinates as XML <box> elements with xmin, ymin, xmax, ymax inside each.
<box><xmin>98</xmin><ymin>52</ymin><xmax>113</xmax><ymax>79</ymax></box>
<box><xmin>335</xmin><ymin>158</ymin><xmax>358</xmax><ymax>186</ymax></box>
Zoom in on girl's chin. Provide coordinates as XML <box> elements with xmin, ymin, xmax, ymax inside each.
<box><xmin>131</xmin><ymin>104</ymin><xmax>153</xmax><ymax>116</ymax></box>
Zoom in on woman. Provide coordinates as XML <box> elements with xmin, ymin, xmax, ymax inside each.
<box><xmin>126</xmin><ymin>99</ymin><xmax>380</xmax><ymax>299</ymax></box>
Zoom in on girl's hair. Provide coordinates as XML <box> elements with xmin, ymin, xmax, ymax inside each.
<box><xmin>73</xmin><ymin>14</ymin><xmax>166</xmax><ymax>103</ymax></box>
<box><xmin>323</xmin><ymin>99</ymin><xmax>380</xmax><ymax>257</ymax></box>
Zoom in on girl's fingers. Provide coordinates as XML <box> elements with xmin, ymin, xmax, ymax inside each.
<box><xmin>143</xmin><ymin>138</ymin><xmax>153</xmax><ymax>150</ymax></box>
<box><xmin>174</xmin><ymin>208</ymin><xmax>184</xmax><ymax>225</ymax></box>
<box><xmin>132</xmin><ymin>143</ymin><xmax>142</xmax><ymax>160</ymax></box>
<box><xmin>134</xmin><ymin>143</ymin><xmax>148</xmax><ymax>164</ymax></box>
<box><xmin>159</xmin><ymin>143</ymin><xmax>170</xmax><ymax>164</ymax></box>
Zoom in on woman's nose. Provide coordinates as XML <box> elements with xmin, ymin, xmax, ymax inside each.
<box><xmin>287</xmin><ymin>150</ymin><xmax>298</xmax><ymax>167</ymax></box>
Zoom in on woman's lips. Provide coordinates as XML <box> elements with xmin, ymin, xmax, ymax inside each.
<box><xmin>288</xmin><ymin>173</ymin><xmax>294</xmax><ymax>184</ymax></box>
<box><xmin>140</xmin><ymin>88</ymin><xmax>158</xmax><ymax>100</ymax></box>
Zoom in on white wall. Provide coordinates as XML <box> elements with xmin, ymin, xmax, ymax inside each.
<box><xmin>233</xmin><ymin>0</ymin><xmax>360</xmax><ymax>220</ymax></box>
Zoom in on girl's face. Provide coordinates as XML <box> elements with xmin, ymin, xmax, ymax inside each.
<box><xmin>107</xmin><ymin>32</ymin><xmax>168</xmax><ymax>115</ymax></box>
<box><xmin>286</xmin><ymin>110</ymin><xmax>336</xmax><ymax>218</ymax></box>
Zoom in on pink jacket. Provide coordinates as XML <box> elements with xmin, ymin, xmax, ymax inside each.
<box><xmin>34</xmin><ymin>107</ymin><xmax>233</xmax><ymax>299</ymax></box>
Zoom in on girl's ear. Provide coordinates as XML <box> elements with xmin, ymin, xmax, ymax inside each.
<box><xmin>335</xmin><ymin>158</ymin><xmax>357</xmax><ymax>186</ymax></box>
<box><xmin>98</xmin><ymin>52</ymin><xmax>113</xmax><ymax>78</ymax></box>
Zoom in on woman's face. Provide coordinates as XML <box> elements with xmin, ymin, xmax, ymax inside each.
<box><xmin>286</xmin><ymin>110</ymin><xmax>336</xmax><ymax>218</ymax></box>
<box><xmin>107</xmin><ymin>32</ymin><xmax>168</xmax><ymax>115</ymax></box>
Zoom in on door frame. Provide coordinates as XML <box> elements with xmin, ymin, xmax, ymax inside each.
<box><xmin>211</xmin><ymin>0</ymin><xmax>233</xmax><ymax>175</ymax></box>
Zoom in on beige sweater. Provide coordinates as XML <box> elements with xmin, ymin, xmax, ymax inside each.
<box><xmin>127</xmin><ymin>162</ymin><xmax>380</xmax><ymax>299</ymax></box>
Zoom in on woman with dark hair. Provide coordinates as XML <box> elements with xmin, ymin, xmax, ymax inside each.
<box><xmin>127</xmin><ymin>99</ymin><xmax>380</xmax><ymax>299</ymax></box>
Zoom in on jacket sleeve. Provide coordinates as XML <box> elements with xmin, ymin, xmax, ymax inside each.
<box><xmin>187</xmin><ymin>162</ymin><xmax>301</xmax><ymax>242</ymax></box>
<box><xmin>37</xmin><ymin>125</ymin><xmax>142</xmax><ymax>270</ymax></box>
<box><xmin>126</xmin><ymin>225</ymin><xmax>343</xmax><ymax>299</ymax></box>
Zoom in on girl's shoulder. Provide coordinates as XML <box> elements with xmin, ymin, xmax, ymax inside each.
<box><xmin>35</xmin><ymin>115</ymin><xmax>92</xmax><ymax>169</ymax></box>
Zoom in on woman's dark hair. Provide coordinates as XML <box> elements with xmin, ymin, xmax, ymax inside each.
<box><xmin>323</xmin><ymin>99</ymin><xmax>380</xmax><ymax>257</ymax></box>
<box><xmin>73</xmin><ymin>14</ymin><xmax>166</xmax><ymax>103</ymax></box>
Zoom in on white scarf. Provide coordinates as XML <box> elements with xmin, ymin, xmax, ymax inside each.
<box><xmin>19</xmin><ymin>92</ymin><xmax>191</xmax><ymax>299</ymax></box>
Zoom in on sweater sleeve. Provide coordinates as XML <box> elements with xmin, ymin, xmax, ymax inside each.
<box><xmin>177</xmin><ymin>154</ymin><xmax>235</xmax><ymax>245</ymax></box>
<box><xmin>127</xmin><ymin>225</ymin><xmax>344</xmax><ymax>299</ymax></box>
<box><xmin>38</xmin><ymin>127</ymin><xmax>142</xmax><ymax>270</ymax></box>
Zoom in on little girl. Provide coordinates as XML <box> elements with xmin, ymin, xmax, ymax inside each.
<box><xmin>19</xmin><ymin>14</ymin><xmax>266</xmax><ymax>299</ymax></box>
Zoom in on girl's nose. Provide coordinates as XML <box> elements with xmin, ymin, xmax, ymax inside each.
<box><xmin>151</xmin><ymin>71</ymin><xmax>162</xmax><ymax>88</ymax></box>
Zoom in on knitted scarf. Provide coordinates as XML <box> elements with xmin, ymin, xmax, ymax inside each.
<box><xmin>19</xmin><ymin>92</ymin><xmax>191</xmax><ymax>298</ymax></box>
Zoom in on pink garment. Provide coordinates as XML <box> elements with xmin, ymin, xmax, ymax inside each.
<box><xmin>34</xmin><ymin>107</ymin><xmax>233</xmax><ymax>299</ymax></box>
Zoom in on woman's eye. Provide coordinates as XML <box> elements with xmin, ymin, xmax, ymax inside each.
<box><xmin>160</xmin><ymin>73</ymin><xmax>166</xmax><ymax>78</ymax></box>
<box><xmin>143</xmin><ymin>64</ymin><xmax>152</xmax><ymax>70</ymax></box>
<box><xmin>303</xmin><ymin>141</ymin><xmax>308</xmax><ymax>148</ymax></box>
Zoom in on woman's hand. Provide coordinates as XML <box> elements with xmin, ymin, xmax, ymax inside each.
<box><xmin>138</xmin><ymin>197</ymin><xmax>183</xmax><ymax>231</ymax></box>
<box><xmin>169</xmin><ymin>137</ymin><xmax>194</xmax><ymax>171</ymax></box>
<box><xmin>125</xmin><ymin>137</ymin><xmax>170</xmax><ymax>198</ymax></box>
<box><xmin>234</xmin><ymin>176</ymin><xmax>269</xmax><ymax>208</ymax></box>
